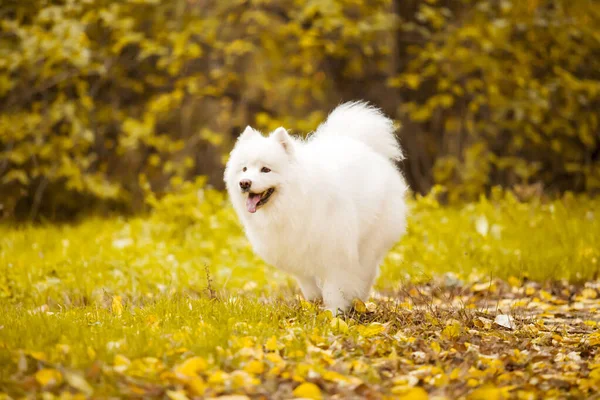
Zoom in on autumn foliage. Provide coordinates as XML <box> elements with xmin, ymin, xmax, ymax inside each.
<box><xmin>1</xmin><ymin>0</ymin><xmax>599</xmax><ymax>218</ymax></box>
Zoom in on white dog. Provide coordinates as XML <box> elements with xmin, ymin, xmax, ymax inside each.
<box><xmin>224</xmin><ymin>101</ymin><xmax>408</xmax><ymax>313</ymax></box>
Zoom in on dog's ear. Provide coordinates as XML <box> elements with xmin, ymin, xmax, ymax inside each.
<box><xmin>271</xmin><ymin>127</ymin><xmax>294</xmax><ymax>155</ymax></box>
<box><xmin>239</xmin><ymin>125</ymin><xmax>259</xmax><ymax>141</ymax></box>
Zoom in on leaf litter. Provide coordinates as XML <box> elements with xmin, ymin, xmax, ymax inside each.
<box><xmin>1</xmin><ymin>278</ymin><xmax>599</xmax><ymax>399</ymax></box>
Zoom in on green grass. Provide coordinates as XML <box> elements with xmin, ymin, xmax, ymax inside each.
<box><xmin>0</xmin><ymin>185</ymin><xmax>599</xmax><ymax>398</ymax></box>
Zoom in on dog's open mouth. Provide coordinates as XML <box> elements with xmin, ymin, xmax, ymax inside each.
<box><xmin>246</xmin><ymin>188</ymin><xmax>275</xmax><ymax>213</ymax></box>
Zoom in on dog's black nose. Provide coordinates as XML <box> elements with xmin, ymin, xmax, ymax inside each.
<box><xmin>239</xmin><ymin>179</ymin><xmax>252</xmax><ymax>191</ymax></box>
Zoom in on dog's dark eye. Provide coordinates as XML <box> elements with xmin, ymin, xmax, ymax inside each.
<box><xmin>261</xmin><ymin>167</ymin><xmax>271</xmax><ymax>173</ymax></box>
<box><xmin>242</xmin><ymin>167</ymin><xmax>247</xmax><ymax>172</ymax></box>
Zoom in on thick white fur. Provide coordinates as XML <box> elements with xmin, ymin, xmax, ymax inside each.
<box><xmin>224</xmin><ymin>101</ymin><xmax>408</xmax><ymax>313</ymax></box>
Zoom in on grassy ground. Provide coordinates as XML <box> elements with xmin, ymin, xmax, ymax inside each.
<box><xmin>0</xmin><ymin>185</ymin><xmax>599</xmax><ymax>399</ymax></box>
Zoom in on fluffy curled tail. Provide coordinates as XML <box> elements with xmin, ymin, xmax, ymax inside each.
<box><xmin>315</xmin><ymin>101</ymin><xmax>404</xmax><ymax>161</ymax></box>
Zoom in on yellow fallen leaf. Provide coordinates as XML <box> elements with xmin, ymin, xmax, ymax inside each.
<box><xmin>520</xmin><ymin>391</ymin><xmax>540</xmax><ymax>400</ymax></box>
<box><xmin>393</xmin><ymin>387</ymin><xmax>428</xmax><ymax>399</ymax></box>
<box><xmin>174</xmin><ymin>356</ymin><xmax>208</xmax><ymax>378</ymax></box>
<box><xmin>287</xmin><ymin>349</ymin><xmax>305</xmax><ymax>359</ymax></box>
<box><xmin>468</xmin><ymin>386</ymin><xmax>509</xmax><ymax>400</ymax></box>
<box><xmin>525</xmin><ymin>287</ymin><xmax>536</xmax><ymax>296</ymax></box>
<box><xmin>244</xmin><ymin>360</ymin><xmax>264</xmax><ymax>374</ymax></box>
<box><xmin>539</xmin><ymin>290</ymin><xmax>553</xmax><ymax>300</ymax></box>
<box><xmin>166</xmin><ymin>390</ymin><xmax>189</xmax><ymax>400</ymax></box>
<box><xmin>293</xmin><ymin>363</ymin><xmax>312</xmax><ymax>382</ymax></box>
<box><xmin>442</xmin><ymin>320</ymin><xmax>462</xmax><ymax>339</ymax></box>
<box><xmin>330</xmin><ymin>317</ymin><xmax>348</xmax><ymax>333</ymax></box>
<box><xmin>511</xmin><ymin>299</ymin><xmax>528</xmax><ymax>307</ymax></box>
<box><xmin>449</xmin><ymin>368</ymin><xmax>461</xmax><ymax>380</ymax></box>
<box><xmin>430</xmin><ymin>341</ymin><xmax>441</xmax><ymax>353</ymax></box>
<box><xmin>554</xmin><ymin>337</ymin><xmax>568</xmax><ymax>347</ymax></box>
<box><xmin>392</xmin><ymin>375</ymin><xmax>419</xmax><ymax>388</ymax></box>
<box><xmin>113</xmin><ymin>354</ymin><xmax>131</xmax><ymax>373</ymax></box>
<box><xmin>467</xmin><ymin>378</ymin><xmax>479</xmax><ymax>387</ymax></box>
<box><xmin>187</xmin><ymin>376</ymin><xmax>206</xmax><ymax>395</ymax></box>
<box><xmin>299</xmin><ymin>300</ymin><xmax>315</xmax><ymax>310</ymax></box>
<box><xmin>64</xmin><ymin>371</ymin><xmax>93</xmax><ymax>396</ymax></box>
<box><xmin>357</xmin><ymin>322</ymin><xmax>386</xmax><ymax>337</ymax></box>
<box><xmin>207</xmin><ymin>370</ymin><xmax>229</xmax><ymax>385</ymax></box>
<box><xmin>292</xmin><ymin>382</ymin><xmax>322</xmax><ymax>400</ymax></box>
<box><xmin>322</xmin><ymin>370</ymin><xmax>351</xmax><ymax>383</ymax></box>
<box><xmin>353</xmin><ymin>298</ymin><xmax>367</xmax><ymax>313</ymax></box>
<box><xmin>266</xmin><ymin>352</ymin><xmax>284</xmax><ymax>364</ymax></box>
<box><xmin>584</xmin><ymin>320</ymin><xmax>598</xmax><ymax>328</ymax></box>
<box><xmin>507</xmin><ymin>276</ymin><xmax>521</xmax><ymax>287</ymax></box>
<box><xmin>350</xmin><ymin>359</ymin><xmax>370</xmax><ymax>374</ymax></box>
<box><xmin>114</xmin><ymin>354</ymin><xmax>131</xmax><ymax>366</ymax></box>
<box><xmin>265</xmin><ymin>336</ymin><xmax>280</xmax><ymax>351</ymax></box>
<box><xmin>231</xmin><ymin>370</ymin><xmax>259</xmax><ymax>388</ymax></box>
<box><xmin>35</xmin><ymin>368</ymin><xmax>63</xmax><ymax>387</ymax></box>
<box><xmin>405</xmin><ymin>387</ymin><xmax>429</xmax><ymax>399</ymax></box>
<box><xmin>472</xmin><ymin>282</ymin><xmax>495</xmax><ymax>293</ymax></box>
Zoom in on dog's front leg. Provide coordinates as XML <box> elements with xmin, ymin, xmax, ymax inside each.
<box><xmin>322</xmin><ymin>271</ymin><xmax>367</xmax><ymax>315</ymax></box>
<box><xmin>295</xmin><ymin>275</ymin><xmax>322</xmax><ymax>302</ymax></box>
<box><xmin>322</xmin><ymin>280</ymin><xmax>350</xmax><ymax>315</ymax></box>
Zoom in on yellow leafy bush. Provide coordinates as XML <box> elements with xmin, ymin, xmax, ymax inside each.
<box><xmin>395</xmin><ymin>0</ymin><xmax>600</xmax><ymax>200</ymax></box>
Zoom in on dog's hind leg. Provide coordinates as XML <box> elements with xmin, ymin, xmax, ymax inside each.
<box><xmin>358</xmin><ymin>203</ymin><xmax>407</xmax><ymax>297</ymax></box>
<box><xmin>358</xmin><ymin>238</ymin><xmax>391</xmax><ymax>300</ymax></box>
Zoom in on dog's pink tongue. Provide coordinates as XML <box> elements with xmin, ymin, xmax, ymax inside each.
<box><xmin>246</xmin><ymin>193</ymin><xmax>261</xmax><ymax>213</ymax></box>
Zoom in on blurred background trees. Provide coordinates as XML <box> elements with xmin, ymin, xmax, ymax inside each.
<box><xmin>1</xmin><ymin>0</ymin><xmax>599</xmax><ymax>219</ymax></box>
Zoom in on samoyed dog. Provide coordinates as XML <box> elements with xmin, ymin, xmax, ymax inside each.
<box><xmin>224</xmin><ymin>101</ymin><xmax>408</xmax><ymax>313</ymax></box>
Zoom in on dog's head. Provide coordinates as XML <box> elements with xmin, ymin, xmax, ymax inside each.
<box><xmin>224</xmin><ymin>126</ymin><xmax>295</xmax><ymax>214</ymax></box>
